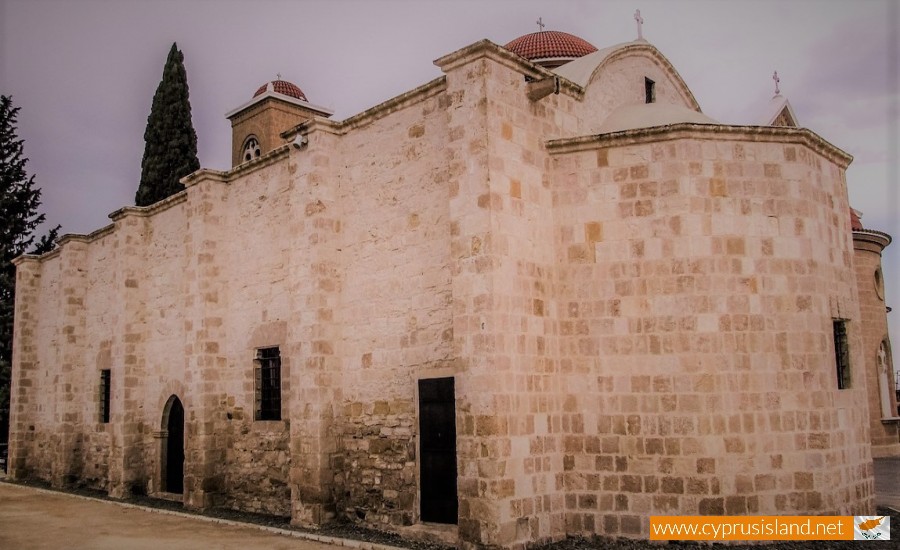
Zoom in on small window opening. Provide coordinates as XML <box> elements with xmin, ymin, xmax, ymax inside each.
<box><xmin>645</xmin><ymin>77</ymin><xmax>656</xmax><ymax>104</ymax></box>
<box><xmin>875</xmin><ymin>267</ymin><xmax>885</xmax><ymax>300</ymax></box>
<box><xmin>255</xmin><ymin>347</ymin><xmax>282</xmax><ymax>421</ymax></box>
<box><xmin>833</xmin><ymin>320</ymin><xmax>850</xmax><ymax>389</ymax></box>
<box><xmin>242</xmin><ymin>136</ymin><xmax>261</xmax><ymax>163</ymax></box>
<box><xmin>100</xmin><ymin>369</ymin><xmax>111</xmax><ymax>423</ymax></box>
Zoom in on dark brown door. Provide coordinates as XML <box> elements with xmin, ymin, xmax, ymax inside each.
<box><xmin>166</xmin><ymin>397</ymin><xmax>184</xmax><ymax>494</ymax></box>
<box><xmin>419</xmin><ymin>377</ymin><xmax>457</xmax><ymax>524</ymax></box>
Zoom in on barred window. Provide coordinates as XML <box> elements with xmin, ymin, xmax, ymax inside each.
<box><xmin>833</xmin><ymin>320</ymin><xmax>850</xmax><ymax>390</ymax></box>
<box><xmin>255</xmin><ymin>347</ymin><xmax>281</xmax><ymax>421</ymax></box>
<box><xmin>100</xmin><ymin>369</ymin><xmax>111</xmax><ymax>423</ymax></box>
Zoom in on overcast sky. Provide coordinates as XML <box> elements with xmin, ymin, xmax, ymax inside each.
<box><xmin>2</xmin><ymin>0</ymin><xmax>899</xmax><ymax>366</ymax></box>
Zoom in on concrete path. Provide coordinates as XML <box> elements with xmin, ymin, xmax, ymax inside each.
<box><xmin>0</xmin><ymin>482</ymin><xmax>351</xmax><ymax>550</ymax></box>
<box><xmin>874</xmin><ymin>456</ymin><xmax>900</xmax><ymax>510</ymax></box>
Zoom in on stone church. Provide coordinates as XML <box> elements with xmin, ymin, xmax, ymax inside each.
<box><xmin>8</xmin><ymin>22</ymin><xmax>898</xmax><ymax>548</ymax></box>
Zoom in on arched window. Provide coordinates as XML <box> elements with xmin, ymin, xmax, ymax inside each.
<box><xmin>875</xmin><ymin>267</ymin><xmax>885</xmax><ymax>301</ymax></box>
<box><xmin>242</xmin><ymin>136</ymin><xmax>261</xmax><ymax>162</ymax></box>
<box><xmin>876</xmin><ymin>339</ymin><xmax>895</xmax><ymax>418</ymax></box>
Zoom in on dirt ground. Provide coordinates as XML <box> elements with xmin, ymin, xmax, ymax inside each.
<box><xmin>0</xmin><ymin>482</ymin><xmax>347</xmax><ymax>550</ymax></box>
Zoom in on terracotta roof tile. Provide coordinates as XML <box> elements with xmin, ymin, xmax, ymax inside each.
<box><xmin>504</xmin><ymin>31</ymin><xmax>597</xmax><ymax>62</ymax></box>
<box><xmin>253</xmin><ymin>80</ymin><xmax>308</xmax><ymax>102</ymax></box>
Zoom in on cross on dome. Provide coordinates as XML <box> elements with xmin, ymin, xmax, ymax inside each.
<box><xmin>536</xmin><ymin>17</ymin><xmax>545</xmax><ymax>31</ymax></box>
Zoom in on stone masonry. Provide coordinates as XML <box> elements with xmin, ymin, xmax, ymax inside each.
<box><xmin>9</xmin><ymin>35</ymin><xmax>891</xmax><ymax>549</ymax></box>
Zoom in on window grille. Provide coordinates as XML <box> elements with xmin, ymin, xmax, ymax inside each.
<box><xmin>255</xmin><ymin>347</ymin><xmax>281</xmax><ymax>421</ymax></box>
<box><xmin>833</xmin><ymin>320</ymin><xmax>850</xmax><ymax>390</ymax></box>
<box><xmin>100</xmin><ymin>369</ymin><xmax>111</xmax><ymax>423</ymax></box>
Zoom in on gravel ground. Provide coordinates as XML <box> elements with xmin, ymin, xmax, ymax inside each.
<box><xmin>4</xmin><ymin>479</ymin><xmax>897</xmax><ymax>549</ymax></box>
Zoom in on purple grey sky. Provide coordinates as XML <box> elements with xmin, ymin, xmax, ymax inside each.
<box><xmin>2</xmin><ymin>0</ymin><xmax>898</xmax><ymax>365</ymax></box>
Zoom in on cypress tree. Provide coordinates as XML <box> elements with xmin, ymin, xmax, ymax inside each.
<box><xmin>0</xmin><ymin>95</ymin><xmax>60</xmax><ymax>446</ymax></box>
<box><xmin>135</xmin><ymin>43</ymin><xmax>200</xmax><ymax>207</ymax></box>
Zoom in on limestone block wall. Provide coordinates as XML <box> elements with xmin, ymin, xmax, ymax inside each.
<box><xmin>74</xmin><ymin>230</ymin><xmax>117</xmax><ymax>489</ymax></box>
<box><xmin>548</xmin><ymin>129</ymin><xmax>874</xmax><ymax>538</ymax></box>
<box><xmin>214</xmin><ymin>161</ymin><xmax>298</xmax><ymax>515</ymax></box>
<box><xmin>853</xmin><ymin>232</ymin><xmax>899</xmax><ymax>456</ymax></box>
<box><xmin>9</xmin><ymin>255</ymin><xmax>56</xmax><ymax>480</ymax></box>
<box><xmin>333</xmin><ymin>80</ymin><xmax>454</xmax><ymax>527</ymax></box>
<box><xmin>472</xmin><ymin>59</ymin><xmax>573</xmax><ymax>546</ymax></box>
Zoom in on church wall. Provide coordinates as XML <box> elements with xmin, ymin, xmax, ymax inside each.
<box><xmin>10</xmin><ymin>255</ymin><xmax>62</xmax><ymax>481</ymax></box>
<box><xmin>131</xmin><ymin>201</ymin><xmax>190</xmax><ymax>495</ymax></box>
<box><xmin>578</xmin><ymin>53</ymin><xmax>696</xmax><ymax>134</ymax></box>
<box><xmin>9</xmin><ymin>37</ymin><xmax>891</xmax><ymax>550</ymax></box>
<box><xmin>214</xmin><ymin>161</ymin><xmax>297</xmax><ymax>515</ymax></box>
<box><xmin>853</xmin><ymin>239</ymin><xmax>900</xmax><ymax>456</ymax></box>
<box><xmin>334</xmin><ymin>85</ymin><xmax>454</xmax><ymax>527</ymax></box>
<box><xmin>472</xmin><ymin>60</ymin><xmax>572</xmax><ymax>547</ymax></box>
<box><xmin>550</xmin><ymin>135</ymin><xmax>873</xmax><ymax>538</ymax></box>
<box><xmin>74</xmin><ymin>231</ymin><xmax>118</xmax><ymax>490</ymax></box>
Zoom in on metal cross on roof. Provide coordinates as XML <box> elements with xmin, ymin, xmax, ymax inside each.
<box><xmin>773</xmin><ymin>70</ymin><xmax>780</xmax><ymax>95</ymax></box>
<box><xmin>536</xmin><ymin>17</ymin><xmax>545</xmax><ymax>31</ymax></box>
<box><xmin>276</xmin><ymin>72</ymin><xmax>282</xmax><ymax>80</ymax></box>
<box><xmin>634</xmin><ymin>9</ymin><xmax>644</xmax><ymax>40</ymax></box>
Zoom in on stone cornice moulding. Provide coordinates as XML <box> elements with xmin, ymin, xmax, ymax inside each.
<box><xmin>281</xmin><ymin>77</ymin><xmax>449</xmax><ymax>141</ymax></box>
<box><xmin>184</xmin><ymin>144</ymin><xmax>293</xmax><ymax>189</ymax></box>
<box><xmin>434</xmin><ymin>39</ymin><xmax>583</xmax><ymax>99</ymax></box>
<box><xmin>224</xmin><ymin>90</ymin><xmax>334</xmax><ymax>120</ymax></box>
<box><xmin>11</xmin><ymin>253</ymin><xmax>44</xmax><ymax>266</ymax></box>
<box><xmin>545</xmin><ymin>123</ymin><xmax>853</xmax><ymax>169</ymax></box>
<box><xmin>109</xmin><ymin>190</ymin><xmax>188</xmax><ymax>222</ymax></box>
<box><xmin>853</xmin><ymin>229</ymin><xmax>892</xmax><ymax>253</ymax></box>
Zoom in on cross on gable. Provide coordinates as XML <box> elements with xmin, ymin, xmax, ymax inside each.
<box><xmin>772</xmin><ymin>71</ymin><xmax>781</xmax><ymax>95</ymax></box>
<box><xmin>634</xmin><ymin>9</ymin><xmax>644</xmax><ymax>40</ymax></box>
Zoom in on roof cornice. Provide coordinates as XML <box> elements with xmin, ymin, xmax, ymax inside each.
<box><xmin>225</xmin><ymin>90</ymin><xmax>334</xmax><ymax>120</ymax></box>
<box><xmin>546</xmin><ymin>123</ymin><xmax>853</xmax><ymax>168</ymax></box>
<box><xmin>281</xmin><ymin>76</ymin><xmax>449</xmax><ymax>139</ymax></box>
<box><xmin>434</xmin><ymin>39</ymin><xmax>584</xmax><ymax>99</ymax></box>
<box><xmin>853</xmin><ymin>229</ymin><xmax>892</xmax><ymax>252</ymax></box>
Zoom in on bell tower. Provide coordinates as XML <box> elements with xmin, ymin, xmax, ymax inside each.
<box><xmin>225</xmin><ymin>78</ymin><xmax>333</xmax><ymax>167</ymax></box>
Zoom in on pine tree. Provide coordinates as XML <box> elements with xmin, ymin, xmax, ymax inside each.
<box><xmin>0</xmin><ymin>95</ymin><xmax>60</xmax><ymax>446</ymax></box>
<box><xmin>135</xmin><ymin>43</ymin><xmax>200</xmax><ymax>207</ymax></box>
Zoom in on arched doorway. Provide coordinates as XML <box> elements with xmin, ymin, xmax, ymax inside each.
<box><xmin>162</xmin><ymin>395</ymin><xmax>184</xmax><ymax>494</ymax></box>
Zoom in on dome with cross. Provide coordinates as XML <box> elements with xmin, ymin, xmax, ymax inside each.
<box><xmin>253</xmin><ymin>79</ymin><xmax>308</xmax><ymax>102</ymax></box>
<box><xmin>504</xmin><ymin>28</ymin><xmax>598</xmax><ymax>69</ymax></box>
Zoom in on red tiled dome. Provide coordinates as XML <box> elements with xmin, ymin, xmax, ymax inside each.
<box><xmin>850</xmin><ymin>208</ymin><xmax>863</xmax><ymax>231</ymax></box>
<box><xmin>253</xmin><ymin>80</ymin><xmax>308</xmax><ymax>102</ymax></box>
<box><xmin>504</xmin><ymin>30</ymin><xmax>597</xmax><ymax>63</ymax></box>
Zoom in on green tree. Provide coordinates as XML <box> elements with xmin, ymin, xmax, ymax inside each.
<box><xmin>135</xmin><ymin>42</ymin><xmax>200</xmax><ymax>207</ymax></box>
<box><xmin>0</xmin><ymin>95</ymin><xmax>60</xmax><ymax>445</ymax></box>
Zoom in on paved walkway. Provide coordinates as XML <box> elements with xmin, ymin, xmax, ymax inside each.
<box><xmin>0</xmin><ymin>482</ymin><xmax>353</xmax><ymax>550</ymax></box>
<box><xmin>874</xmin><ymin>456</ymin><xmax>900</xmax><ymax>510</ymax></box>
